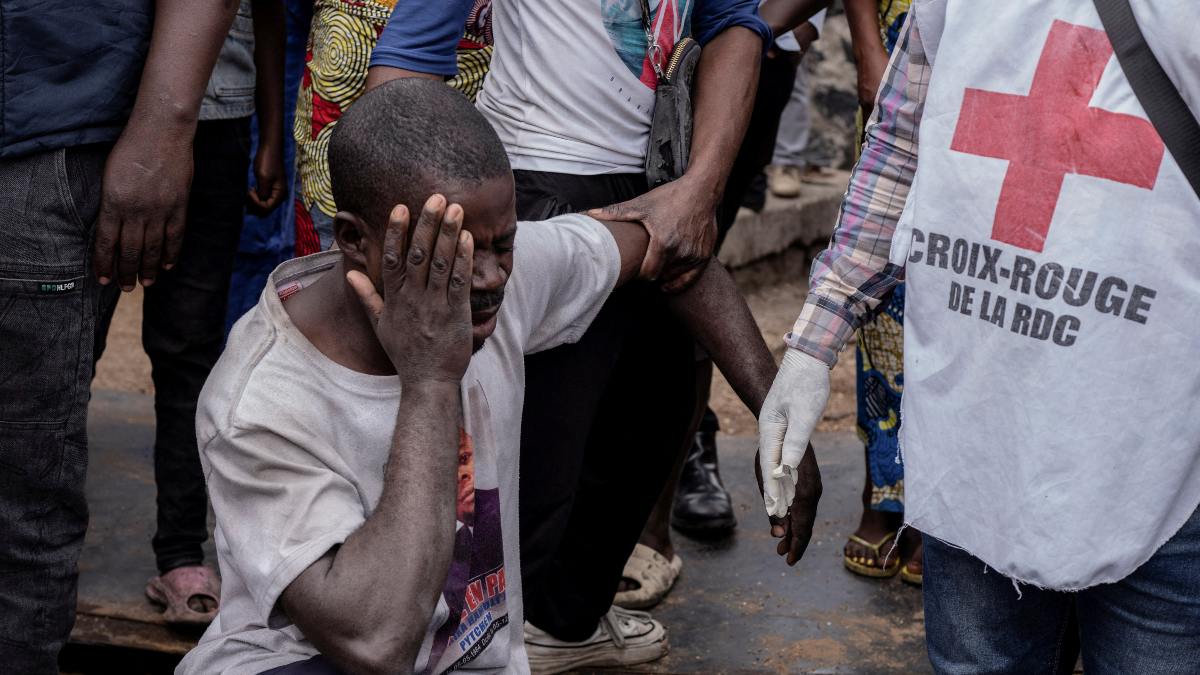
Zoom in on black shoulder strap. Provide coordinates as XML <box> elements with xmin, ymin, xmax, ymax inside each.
<box><xmin>1093</xmin><ymin>0</ymin><xmax>1200</xmax><ymax>200</ymax></box>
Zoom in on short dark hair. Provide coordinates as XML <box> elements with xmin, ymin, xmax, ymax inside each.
<box><xmin>328</xmin><ymin>78</ymin><xmax>512</xmax><ymax>230</ymax></box>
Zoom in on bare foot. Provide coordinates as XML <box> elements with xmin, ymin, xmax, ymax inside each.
<box><xmin>900</xmin><ymin>527</ymin><xmax>924</xmax><ymax>585</ymax></box>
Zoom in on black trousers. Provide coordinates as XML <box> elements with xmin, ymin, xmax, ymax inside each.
<box><xmin>716</xmin><ymin>49</ymin><xmax>802</xmax><ymax>239</ymax></box>
<box><xmin>0</xmin><ymin>143</ymin><xmax>108</xmax><ymax>674</ymax></box>
<box><xmin>95</xmin><ymin>117</ymin><xmax>250</xmax><ymax>573</ymax></box>
<box><xmin>515</xmin><ymin>170</ymin><xmax>699</xmax><ymax>640</ymax></box>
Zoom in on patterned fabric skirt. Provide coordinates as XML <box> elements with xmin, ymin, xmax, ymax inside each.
<box><xmin>853</xmin><ymin>0</ymin><xmax>913</xmax><ymax>514</ymax></box>
<box><xmin>856</xmin><ymin>284</ymin><xmax>905</xmax><ymax>513</ymax></box>
<box><xmin>292</xmin><ymin>0</ymin><xmax>493</xmax><ymax>255</ymax></box>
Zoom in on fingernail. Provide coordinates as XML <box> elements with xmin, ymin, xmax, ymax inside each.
<box><xmin>98</xmin><ymin>276</ymin><xmax>110</xmax><ymax>285</ymax></box>
<box><xmin>163</xmin><ymin>263</ymin><xmax>174</xmax><ymax>270</ymax></box>
<box><xmin>141</xmin><ymin>278</ymin><xmax>154</xmax><ymax>288</ymax></box>
<box><xmin>121</xmin><ymin>284</ymin><xmax>134</xmax><ymax>292</ymax></box>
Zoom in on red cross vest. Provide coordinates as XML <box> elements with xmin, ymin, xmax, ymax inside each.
<box><xmin>890</xmin><ymin>0</ymin><xmax>1200</xmax><ymax>589</ymax></box>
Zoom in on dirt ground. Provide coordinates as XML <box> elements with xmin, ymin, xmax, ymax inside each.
<box><xmin>92</xmin><ymin>270</ymin><xmax>858</xmax><ymax>437</ymax></box>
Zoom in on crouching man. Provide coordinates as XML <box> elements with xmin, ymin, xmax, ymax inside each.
<box><xmin>176</xmin><ymin>78</ymin><xmax>787</xmax><ymax>675</ymax></box>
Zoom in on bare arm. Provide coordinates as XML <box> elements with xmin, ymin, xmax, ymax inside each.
<box><xmin>247</xmin><ymin>0</ymin><xmax>287</xmax><ymax>215</ymax></box>
<box><xmin>280</xmin><ymin>197</ymin><xmax>475</xmax><ymax>674</ymax></box>
<box><xmin>603</xmin><ymin>217</ymin><xmax>817</xmax><ymax>565</ymax></box>
<box><xmin>601</xmin><ymin>219</ymin><xmax>774</xmax><ymax>416</ymax></box>
<box><xmin>844</xmin><ymin>0</ymin><xmax>890</xmax><ymax>115</ymax></box>
<box><xmin>93</xmin><ymin>0</ymin><xmax>239</xmax><ymax>290</ymax></box>
<box><xmin>590</xmin><ymin>25</ymin><xmax>762</xmax><ymax>292</ymax></box>
<box><xmin>757</xmin><ymin>0</ymin><xmax>832</xmax><ymax>40</ymax></box>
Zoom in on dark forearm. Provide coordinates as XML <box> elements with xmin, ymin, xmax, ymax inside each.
<box><xmin>683</xmin><ymin>26</ymin><xmax>762</xmax><ymax>209</ymax></box>
<box><xmin>845</xmin><ymin>0</ymin><xmax>886</xmax><ymax>62</ymax></box>
<box><xmin>665</xmin><ymin>261</ymin><xmax>775</xmax><ymax>416</ymax></box>
<box><xmin>283</xmin><ymin>382</ymin><xmax>462</xmax><ymax>673</ymax></box>
<box><xmin>252</xmin><ymin>0</ymin><xmax>286</xmax><ymax>149</ymax></box>
<box><xmin>758</xmin><ymin>0</ymin><xmax>833</xmax><ymax>39</ymax></box>
<box><xmin>130</xmin><ymin>0</ymin><xmax>239</xmax><ymax>139</ymax></box>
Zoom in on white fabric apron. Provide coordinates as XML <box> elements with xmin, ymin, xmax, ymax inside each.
<box><xmin>890</xmin><ymin>0</ymin><xmax>1200</xmax><ymax>589</ymax></box>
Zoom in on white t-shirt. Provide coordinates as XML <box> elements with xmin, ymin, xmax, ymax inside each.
<box><xmin>477</xmin><ymin>0</ymin><xmax>696</xmax><ymax>175</ymax></box>
<box><xmin>177</xmin><ymin>215</ymin><xmax>620</xmax><ymax>675</ymax></box>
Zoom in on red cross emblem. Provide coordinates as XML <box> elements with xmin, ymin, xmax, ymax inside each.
<box><xmin>950</xmin><ymin>20</ymin><xmax>1165</xmax><ymax>253</ymax></box>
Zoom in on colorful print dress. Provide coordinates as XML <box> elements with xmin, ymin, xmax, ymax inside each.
<box><xmin>856</xmin><ymin>0</ymin><xmax>910</xmax><ymax>513</ymax></box>
<box><xmin>292</xmin><ymin>0</ymin><xmax>494</xmax><ymax>255</ymax></box>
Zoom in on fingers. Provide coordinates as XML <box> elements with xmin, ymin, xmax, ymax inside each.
<box><xmin>139</xmin><ymin>220</ymin><xmax>165</xmax><ymax>287</ymax></box>
<box><xmin>428</xmin><ymin>203</ymin><xmax>463</xmax><ymax>293</ymax></box>
<box><xmin>162</xmin><ymin>207</ymin><xmax>187</xmax><ymax>271</ymax></box>
<box><xmin>769</xmin><ymin>516</ymin><xmax>787</xmax><ymax>539</ymax></box>
<box><xmin>407</xmin><ymin>194</ymin><xmax>446</xmax><ymax>289</ymax></box>
<box><xmin>779</xmin><ymin>432</ymin><xmax>808</xmax><ymax>479</ymax></box>
<box><xmin>381</xmin><ymin>204</ymin><xmax>410</xmax><ymax>295</ymax></box>
<box><xmin>263</xmin><ymin>180</ymin><xmax>285</xmax><ymax>211</ymax></box>
<box><xmin>585</xmin><ymin>200</ymin><xmax>641</xmax><ymax>224</ymax></box>
<box><xmin>784</xmin><ymin>517</ymin><xmax>813</xmax><ymax>566</ymax></box>
<box><xmin>246</xmin><ymin>188</ymin><xmax>265</xmax><ymax>212</ymax></box>
<box><xmin>758</xmin><ymin>391</ymin><xmax>789</xmax><ymax>518</ymax></box>
<box><xmin>93</xmin><ymin>205</ymin><xmax>120</xmax><ymax>285</ymax></box>
<box><xmin>448</xmin><ymin>230</ymin><xmax>474</xmax><ymax>307</ymax></box>
<box><xmin>639</xmin><ymin>238</ymin><xmax>667</xmax><ymax>281</ymax></box>
<box><xmin>117</xmin><ymin>218</ymin><xmax>146</xmax><ymax>291</ymax></box>
<box><xmin>660</xmin><ymin>261</ymin><xmax>705</xmax><ymax>295</ymax></box>
<box><xmin>346</xmin><ymin>269</ymin><xmax>385</xmax><ymax>320</ymax></box>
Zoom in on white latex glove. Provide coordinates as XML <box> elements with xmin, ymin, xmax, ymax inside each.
<box><xmin>758</xmin><ymin>349</ymin><xmax>831</xmax><ymax>518</ymax></box>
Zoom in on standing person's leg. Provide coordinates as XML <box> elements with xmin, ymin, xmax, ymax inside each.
<box><xmin>922</xmin><ymin>535</ymin><xmax>1079</xmax><ymax>675</ymax></box>
<box><xmin>1075</xmin><ymin>505</ymin><xmax>1200</xmax><ymax>674</ymax></box>
<box><xmin>766</xmin><ymin>61</ymin><xmax>812</xmax><ymax>198</ymax></box>
<box><xmin>844</xmin><ymin>285</ymin><xmax>922</xmax><ymax>581</ymax></box>
<box><xmin>143</xmin><ymin>118</ymin><xmax>250</xmax><ymax>621</ymax></box>
<box><xmin>0</xmin><ymin>144</ymin><xmax>108</xmax><ymax>674</ymax></box>
<box><xmin>531</xmin><ymin>285</ymin><xmax>698</xmax><ymax>631</ymax></box>
<box><xmin>516</xmin><ymin>170</ymin><xmax>646</xmax><ymax>609</ymax></box>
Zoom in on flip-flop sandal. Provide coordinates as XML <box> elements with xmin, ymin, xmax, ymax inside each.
<box><xmin>900</xmin><ymin>558</ymin><xmax>923</xmax><ymax>586</ymax></box>
<box><xmin>146</xmin><ymin>565</ymin><xmax>221</xmax><ymax>626</ymax></box>
<box><xmin>843</xmin><ymin>532</ymin><xmax>902</xmax><ymax>579</ymax></box>
<box><xmin>614</xmin><ymin>543</ymin><xmax>683</xmax><ymax>610</ymax></box>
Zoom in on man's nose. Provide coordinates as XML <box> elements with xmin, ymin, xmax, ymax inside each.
<box><xmin>472</xmin><ymin>252</ymin><xmax>505</xmax><ymax>291</ymax></box>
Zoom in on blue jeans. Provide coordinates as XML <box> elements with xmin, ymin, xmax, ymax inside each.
<box><xmin>923</xmin><ymin>505</ymin><xmax>1200</xmax><ymax>674</ymax></box>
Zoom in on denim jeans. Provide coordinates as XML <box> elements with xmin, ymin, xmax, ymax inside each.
<box><xmin>923</xmin><ymin>504</ymin><xmax>1200</xmax><ymax>674</ymax></box>
<box><xmin>0</xmin><ymin>143</ymin><xmax>108</xmax><ymax>674</ymax></box>
<box><xmin>96</xmin><ymin>117</ymin><xmax>250</xmax><ymax>574</ymax></box>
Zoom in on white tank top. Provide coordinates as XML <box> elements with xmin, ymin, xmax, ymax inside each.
<box><xmin>891</xmin><ymin>0</ymin><xmax>1200</xmax><ymax>589</ymax></box>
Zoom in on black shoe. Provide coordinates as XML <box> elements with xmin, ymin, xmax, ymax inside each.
<box><xmin>672</xmin><ymin>430</ymin><xmax>736</xmax><ymax>537</ymax></box>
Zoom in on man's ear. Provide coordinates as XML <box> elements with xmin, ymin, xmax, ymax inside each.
<box><xmin>333</xmin><ymin>211</ymin><xmax>372</xmax><ymax>268</ymax></box>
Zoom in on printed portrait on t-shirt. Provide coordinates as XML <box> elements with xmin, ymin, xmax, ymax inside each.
<box><xmin>428</xmin><ymin>384</ymin><xmax>508</xmax><ymax>674</ymax></box>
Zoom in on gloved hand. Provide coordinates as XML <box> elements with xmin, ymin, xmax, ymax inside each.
<box><xmin>758</xmin><ymin>348</ymin><xmax>831</xmax><ymax>518</ymax></box>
